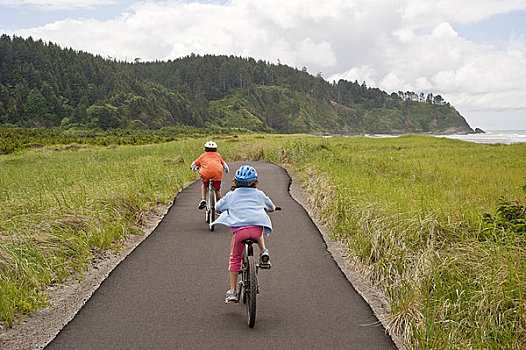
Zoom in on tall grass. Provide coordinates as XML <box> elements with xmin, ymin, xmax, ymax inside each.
<box><xmin>0</xmin><ymin>126</ymin><xmax>211</xmax><ymax>154</ymax></box>
<box><xmin>257</xmin><ymin>135</ymin><xmax>525</xmax><ymax>349</ymax></box>
<box><xmin>0</xmin><ymin>139</ymin><xmax>206</xmax><ymax>326</ymax></box>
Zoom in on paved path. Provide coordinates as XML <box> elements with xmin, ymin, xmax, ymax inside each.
<box><xmin>46</xmin><ymin>162</ymin><xmax>396</xmax><ymax>350</ymax></box>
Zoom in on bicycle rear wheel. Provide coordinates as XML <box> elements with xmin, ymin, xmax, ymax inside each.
<box><xmin>245</xmin><ymin>255</ymin><xmax>257</xmax><ymax>328</ymax></box>
<box><xmin>205</xmin><ymin>188</ymin><xmax>210</xmax><ymax>223</ymax></box>
<box><xmin>208</xmin><ymin>183</ymin><xmax>215</xmax><ymax>231</ymax></box>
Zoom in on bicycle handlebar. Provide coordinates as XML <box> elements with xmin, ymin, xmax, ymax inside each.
<box><xmin>266</xmin><ymin>206</ymin><xmax>281</xmax><ymax>212</ymax></box>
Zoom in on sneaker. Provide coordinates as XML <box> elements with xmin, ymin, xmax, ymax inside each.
<box><xmin>225</xmin><ymin>290</ymin><xmax>238</xmax><ymax>303</ymax></box>
<box><xmin>260</xmin><ymin>249</ymin><xmax>270</xmax><ymax>264</ymax></box>
<box><xmin>198</xmin><ymin>199</ymin><xmax>206</xmax><ymax>210</ymax></box>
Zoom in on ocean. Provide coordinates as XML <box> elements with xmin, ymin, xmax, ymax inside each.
<box><xmin>325</xmin><ymin>130</ymin><xmax>526</xmax><ymax>144</ymax></box>
<box><xmin>437</xmin><ymin>130</ymin><xmax>526</xmax><ymax>144</ymax></box>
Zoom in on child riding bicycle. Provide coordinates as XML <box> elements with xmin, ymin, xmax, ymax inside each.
<box><xmin>191</xmin><ymin>141</ymin><xmax>229</xmax><ymax>210</ymax></box>
<box><xmin>212</xmin><ymin>165</ymin><xmax>276</xmax><ymax>303</ymax></box>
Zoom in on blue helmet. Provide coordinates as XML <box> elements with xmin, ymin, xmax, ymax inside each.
<box><xmin>234</xmin><ymin>165</ymin><xmax>258</xmax><ymax>182</ymax></box>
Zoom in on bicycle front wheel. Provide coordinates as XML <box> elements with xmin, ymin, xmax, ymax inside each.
<box><xmin>245</xmin><ymin>255</ymin><xmax>257</xmax><ymax>328</ymax></box>
<box><xmin>209</xmin><ymin>214</ymin><xmax>215</xmax><ymax>231</ymax></box>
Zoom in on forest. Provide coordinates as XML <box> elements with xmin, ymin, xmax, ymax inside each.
<box><xmin>0</xmin><ymin>35</ymin><xmax>473</xmax><ymax>134</ymax></box>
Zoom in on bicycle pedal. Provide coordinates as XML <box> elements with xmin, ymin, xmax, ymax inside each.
<box><xmin>258</xmin><ymin>263</ymin><xmax>271</xmax><ymax>270</ymax></box>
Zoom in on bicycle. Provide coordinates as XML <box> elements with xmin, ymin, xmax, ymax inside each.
<box><xmin>235</xmin><ymin>207</ymin><xmax>281</xmax><ymax>328</ymax></box>
<box><xmin>204</xmin><ymin>180</ymin><xmax>217</xmax><ymax>231</ymax></box>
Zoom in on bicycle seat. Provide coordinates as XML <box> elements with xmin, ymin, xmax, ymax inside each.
<box><xmin>241</xmin><ymin>238</ymin><xmax>259</xmax><ymax>244</ymax></box>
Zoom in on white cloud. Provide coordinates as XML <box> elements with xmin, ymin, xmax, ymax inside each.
<box><xmin>296</xmin><ymin>38</ymin><xmax>337</xmax><ymax>68</ymax></box>
<box><xmin>382</xmin><ymin>21</ymin><xmax>526</xmax><ymax>109</ymax></box>
<box><xmin>401</xmin><ymin>0</ymin><xmax>526</xmax><ymax>27</ymax></box>
<box><xmin>7</xmin><ymin>0</ymin><xmax>526</xmax><ymax>128</ymax></box>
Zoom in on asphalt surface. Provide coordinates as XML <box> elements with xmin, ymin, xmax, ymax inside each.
<box><xmin>46</xmin><ymin>161</ymin><xmax>396</xmax><ymax>350</ymax></box>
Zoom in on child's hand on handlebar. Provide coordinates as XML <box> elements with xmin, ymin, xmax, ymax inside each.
<box><xmin>265</xmin><ymin>206</ymin><xmax>281</xmax><ymax>212</ymax></box>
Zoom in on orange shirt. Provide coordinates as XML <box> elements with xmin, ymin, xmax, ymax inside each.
<box><xmin>194</xmin><ymin>152</ymin><xmax>225</xmax><ymax>181</ymax></box>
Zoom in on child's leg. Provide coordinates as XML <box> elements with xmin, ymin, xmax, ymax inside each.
<box><xmin>213</xmin><ymin>181</ymin><xmax>222</xmax><ymax>201</ymax></box>
<box><xmin>257</xmin><ymin>234</ymin><xmax>266</xmax><ymax>252</ymax></box>
<box><xmin>198</xmin><ymin>180</ymin><xmax>208</xmax><ymax>209</ymax></box>
<box><xmin>201</xmin><ymin>183</ymin><xmax>206</xmax><ymax>199</ymax></box>
<box><xmin>257</xmin><ymin>233</ymin><xmax>270</xmax><ymax>264</ymax></box>
<box><xmin>228</xmin><ymin>233</ymin><xmax>244</xmax><ymax>291</ymax></box>
<box><xmin>229</xmin><ymin>271</ymin><xmax>239</xmax><ymax>292</ymax></box>
<box><xmin>228</xmin><ymin>227</ymin><xmax>263</xmax><ymax>292</ymax></box>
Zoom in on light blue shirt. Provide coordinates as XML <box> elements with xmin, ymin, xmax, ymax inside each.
<box><xmin>212</xmin><ymin>187</ymin><xmax>275</xmax><ymax>235</ymax></box>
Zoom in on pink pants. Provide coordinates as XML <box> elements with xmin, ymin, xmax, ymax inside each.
<box><xmin>229</xmin><ymin>226</ymin><xmax>263</xmax><ymax>272</ymax></box>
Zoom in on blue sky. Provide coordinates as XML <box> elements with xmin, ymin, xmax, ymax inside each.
<box><xmin>1</xmin><ymin>0</ymin><xmax>525</xmax><ymax>130</ymax></box>
<box><xmin>453</xmin><ymin>10</ymin><xmax>526</xmax><ymax>49</ymax></box>
<box><xmin>0</xmin><ymin>1</ymin><xmax>130</xmax><ymax>29</ymax></box>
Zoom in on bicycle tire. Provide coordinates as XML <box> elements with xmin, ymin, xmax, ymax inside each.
<box><xmin>208</xmin><ymin>185</ymin><xmax>215</xmax><ymax>231</ymax></box>
<box><xmin>246</xmin><ymin>255</ymin><xmax>257</xmax><ymax>328</ymax></box>
<box><xmin>241</xmin><ymin>253</ymin><xmax>248</xmax><ymax>304</ymax></box>
<box><xmin>205</xmin><ymin>187</ymin><xmax>210</xmax><ymax>223</ymax></box>
<box><xmin>208</xmin><ymin>200</ymin><xmax>216</xmax><ymax>231</ymax></box>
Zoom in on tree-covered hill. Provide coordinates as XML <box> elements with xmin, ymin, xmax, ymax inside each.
<box><xmin>0</xmin><ymin>35</ymin><xmax>473</xmax><ymax>134</ymax></box>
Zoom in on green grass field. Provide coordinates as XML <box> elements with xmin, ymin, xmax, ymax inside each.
<box><xmin>0</xmin><ymin>139</ymin><xmax>204</xmax><ymax>326</ymax></box>
<box><xmin>262</xmin><ymin>135</ymin><xmax>526</xmax><ymax>350</ymax></box>
<box><xmin>1</xmin><ymin>134</ymin><xmax>525</xmax><ymax>349</ymax></box>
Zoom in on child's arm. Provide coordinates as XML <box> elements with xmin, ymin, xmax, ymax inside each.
<box><xmin>191</xmin><ymin>154</ymin><xmax>202</xmax><ymax>172</ymax></box>
<box><xmin>216</xmin><ymin>191</ymin><xmax>231</xmax><ymax>212</ymax></box>
<box><xmin>260</xmin><ymin>191</ymin><xmax>275</xmax><ymax>211</ymax></box>
<box><xmin>218</xmin><ymin>155</ymin><xmax>229</xmax><ymax>173</ymax></box>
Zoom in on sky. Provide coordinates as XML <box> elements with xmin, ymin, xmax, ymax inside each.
<box><xmin>1</xmin><ymin>0</ymin><xmax>525</xmax><ymax>130</ymax></box>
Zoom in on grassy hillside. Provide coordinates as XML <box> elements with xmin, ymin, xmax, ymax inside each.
<box><xmin>207</xmin><ymin>86</ymin><xmax>355</xmax><ymax>133</ymax></box>
<box><xmin>206</xmin><ymin>86</ymin><xmax>470</xmax><ymax>135</ymax></box>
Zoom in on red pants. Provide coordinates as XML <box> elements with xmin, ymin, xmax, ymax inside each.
<box><xmin>202</xmin><ymin>179</ymin><xmax>221</xmax><ymax>190</ymax></box>
<box><xmin>229</xmin><ymin>226</ymin><xmax>263</xmax><ymax>272</ymax></box>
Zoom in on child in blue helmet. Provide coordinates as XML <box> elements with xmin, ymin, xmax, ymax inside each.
<box><xmin>212</xmin><ymin>165</ymin><xmax>276</xmax><ymax>303</ymax></box>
